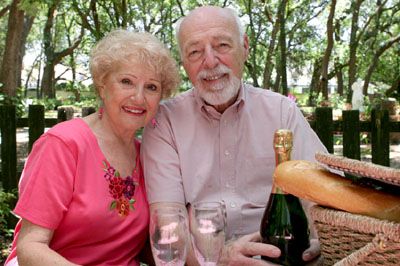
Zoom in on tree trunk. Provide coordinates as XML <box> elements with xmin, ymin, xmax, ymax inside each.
<box><xmin>0</xmin><ymin>0</ymin><xmax>25</xmax><ymax>97</ymax></box>
<box><xmin>308</xmin><ymin>57</ymin><xmax>322</xmax><ymax>106</ymax></box>
<box><xmin>63</xmin><ymin>14</ymin><xmax>79</xmax><ymax>102</ymax></box>
<box><xmin>18</xmin><ymin>15</ymin><xmax>35</xmax><ymax>89</ymax></box>
<box><xmin>41</xmin><ymin>62</ymin><xmax>56</xmax><ymax>98</ymax></box>
<box><xmin>70</xmin><ymin>53</ymin><xmax>81</xmax><ymax>102</ymax></box>
<box><xmin>244</xmin><ymin>61</ymin><xmax>259</xmax><ymax>88</ymax></box>
<box><xmin>241</xmin><ymin>0</ymin><xmax>260</xmax><ymax>88</ymax></box>
<box><xmin>319</xmin><ymin>0</ymin><xmax>336</xmax><ymax>100</ymax></box>
<box><xmin>36</xmin><ymin>56</ymin><xmax>42</xmax><ymax>98</ymax></box>
<box><xmin>72</xmin><ymin>0</ymin><xmax>103</xmax><ymax>41</ymax></box>
<box><xmin>262</xmin><ymin>13</ymin><xmax>279</xmax><ymax>89</ymax></box>
<box><xmin>347</xmin><ymin>0</ymin><xmax>364</xmax><ymax>103</ymax></box>
<box><xmin>385</xmin><ymin>75</ymin><xmax>400</xmax><ymax>97</ymax></box>
<box><xmin>40</xmin><ymin>0</ymin><xmax>59</xmax><ymax>98</ymax></box>
<box><xmin>363</xmin><ymin>34</ymin><xmax>400</xmax><ymax>94</ymax></box>
<box><xmin>40</xmin><ymin>0</ymin><xmax>83</xmax><ymax>99</ymax></box>
<box><xmin>273</xmin><ymin>71</ymin><xmax>281</xmax><ymax>92</ymax></box>
<box><xmin>336</xmin><ymin>60</ymin><xmax>344</xmax><ymax>96</ymax></box>
<box><xmin>278</xmin><ymin>0</ymin><xmax>288</xmax><ymax>96</ymax></box>
<box><xmin>24</xmin><ymin>54</ymin><xmax>41</xmax><ymax>97</ymax></box>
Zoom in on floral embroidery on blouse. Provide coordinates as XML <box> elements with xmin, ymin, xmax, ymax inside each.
<box><xmin>102</xmin><ymin>160</ymin><xmax>139</xmax><ymax>217</ymax></box>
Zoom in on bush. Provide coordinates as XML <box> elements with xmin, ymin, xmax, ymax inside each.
<box><xmin>0</xmin><ymin>87</ymin><xmax>27</xmax><ymax>118</ymax></box>
<box><xmin>0</xmin><ymin>188</ymin><xmax>16</xmax><ymax>262</ymax></box>
<box><xmin>32</xmin><ymin>97</ymin><xmax>63</xmax><ymax>111</ymax></box>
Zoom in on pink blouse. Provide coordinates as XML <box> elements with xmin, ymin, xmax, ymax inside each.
<box><xmin>6</xmin><ymin>118</ymin><xmax>149</xmax><ymax>266</ymax></box>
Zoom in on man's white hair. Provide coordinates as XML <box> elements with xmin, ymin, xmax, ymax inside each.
<box><xmin>175</xmin><ymin>7</ymin><xmax>245</xmax><ymax>56</ymax></box>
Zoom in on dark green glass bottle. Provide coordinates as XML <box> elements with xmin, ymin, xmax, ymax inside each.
<box><xmin>260</xmin><ymin>129</ymin><xmax>310</xmax><ymax>266</ymax></box>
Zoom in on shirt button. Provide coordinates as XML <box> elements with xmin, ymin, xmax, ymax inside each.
<box><xmin>224</xmin><ymin>150</ymin><xmax>230</xmax><ymax>156</ymax></box>
<box><xmin>230</xmin><ymin>202</ymin><xmax>236</xmax><ymax>208</ymax></box>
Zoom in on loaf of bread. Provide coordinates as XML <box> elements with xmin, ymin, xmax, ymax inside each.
<box><xmin>274</xmin><ymin>160</ymin><xmax>400</xmax><ymax>222</ymax></box>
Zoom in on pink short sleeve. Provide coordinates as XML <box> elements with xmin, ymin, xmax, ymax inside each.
<box><xmin>14</xmin><ymin>134</ymin><xmax>76</xmax><ymax>229</ymax></box>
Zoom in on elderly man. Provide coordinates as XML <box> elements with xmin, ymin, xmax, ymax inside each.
<box><xmin>142</xmin><ymin>5</ymin><xmax>327</xmax><ymax>266</ymax></box>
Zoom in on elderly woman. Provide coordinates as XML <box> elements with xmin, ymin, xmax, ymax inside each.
<box><xmin>5</xmin><ymin>29</ymin><xmax>179</xmax><ymax>266</ymax></box>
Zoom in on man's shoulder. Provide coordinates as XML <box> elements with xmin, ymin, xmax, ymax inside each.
<box><xmin>160</xmin><ymin>89</ymin><xmax>195</xmax><ymax>110</ymax></box>
<box><xmin>244</xmin><ymin>83</ymin><xmax>289</xmax><ymax>101</ymax></box>
<box><xmin>155</xmin><ymin>89</ymin><xmax>198</xmax><ymax>123</ymax></box>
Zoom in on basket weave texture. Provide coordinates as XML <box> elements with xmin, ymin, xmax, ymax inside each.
<box><xmin>310</xmin><ymin>205</ymin><xmax>400</xmax><ymax>266</ymax></box>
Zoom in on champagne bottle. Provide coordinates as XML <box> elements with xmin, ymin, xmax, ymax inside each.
<box><xmin>260</xmin><ymin>129</ymin><xmax>310</xmax><ymax>266</ymax></box>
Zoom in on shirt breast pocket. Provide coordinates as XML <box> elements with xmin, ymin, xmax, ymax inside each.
<box><xmin>242</xmin><ymin>156</ymin><xmax>275</xmax><ymax>205</ymax></box>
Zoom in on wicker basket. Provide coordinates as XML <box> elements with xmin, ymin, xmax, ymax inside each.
<box><xmin>310</xmin><ymin>205</ymin><xmax>400</xmax><ymax>266</ymax></box>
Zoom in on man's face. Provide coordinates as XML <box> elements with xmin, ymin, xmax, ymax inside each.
<box><xmin>178</xmin><ymin>9</ymin><xmax>249</xmax><ymax>107</ymax></box>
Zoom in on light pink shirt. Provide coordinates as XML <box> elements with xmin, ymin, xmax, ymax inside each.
<box><xmin>6</xmin><ymin>118</ymin><xmax>149</xmax><ymax>266</ymax></box>
<box><xmin>141</xmin><ymin>83</ymin><xmax>327</xmax><ymax>239</ymax></box>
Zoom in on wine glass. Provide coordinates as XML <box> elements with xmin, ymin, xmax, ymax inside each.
<box><xmin>149</xmin><ymin>207</ymin><xmax>189</xmax><ymax>266</ymax></box>
<box><xmin>189</xmin><ymin>201</ymin><xmax>226</xmax><ymax>266</ymax></box>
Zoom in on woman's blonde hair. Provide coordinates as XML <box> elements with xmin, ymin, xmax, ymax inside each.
<box><xmin>90</xmin><ymin>29</ymin><xmax>180</xmax><ymax>98</ymax></box>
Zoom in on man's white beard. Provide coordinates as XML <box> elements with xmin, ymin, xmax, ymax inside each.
<box><xmin>195</xmin><ymin>65</ymin><xmax>241</xmax><ymax>106</ymax></box>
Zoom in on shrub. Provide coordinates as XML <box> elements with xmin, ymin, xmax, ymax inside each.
<box><xmin>0</xmin><ymin>188</ymin><xmax>16</xmax><ymax>262</ymax></box>
<box><xmin>0</xmin><ymin>87</ymin><xmax>27</xmax><ymax>118</ymax></box>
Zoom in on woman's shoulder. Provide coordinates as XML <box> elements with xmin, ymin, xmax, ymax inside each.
<box><xmin>46</xmin><ymin>118</ymin><xmax>92</xmax><ymax>139</ymax></box>
<box><xmin>43</xmin><ymin>118</ymin><xmax>94</xmax><ymax>149</ymax></box>
<box><xmin>48</xmin><ymin>118</ymin><xmax>86</xmax><ymax>134</ymax></box>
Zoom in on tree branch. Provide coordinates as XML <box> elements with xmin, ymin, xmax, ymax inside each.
<box><xmin>54</xmin><ymin>27</ymin><xmax>85</xmax><ymax>64</ymax></box>
<box><xmin>0</xmin><ymin>4</ymin><xmax>10</xmax><ymax>18</ymax></box>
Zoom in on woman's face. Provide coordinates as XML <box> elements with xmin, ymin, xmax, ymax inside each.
<box><xmin>99</xmin><ymin>60</ymin><xmax>162</xmax><ymax>133</ymax></box>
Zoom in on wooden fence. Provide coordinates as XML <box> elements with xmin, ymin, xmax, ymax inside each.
<box><xmin>1</xmin><ymin>104</ymin><xmax>400</xmax><ymax>192</ymax></box>
<box><xmin>0</xmin><ymin>105</ymin><xmax>96</xmax><ymax>192</ymax></box>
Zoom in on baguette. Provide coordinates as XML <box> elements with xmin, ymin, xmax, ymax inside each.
<box><xmin>274</xmin><ymin>160</ymin><xmax>400</xmax><ymax>222</ymax></box>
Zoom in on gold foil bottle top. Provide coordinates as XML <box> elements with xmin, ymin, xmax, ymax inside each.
<box><xmin>273</xmin><ymin>129</ymin><xmax>293</xmax><ymax>165</ymax></box>
<box><xmin>274</xmin><ymin>129</ymin><xmax>293</xmax><ymax>151</ymax></box>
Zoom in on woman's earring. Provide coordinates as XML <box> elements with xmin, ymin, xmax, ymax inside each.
<box><xmin>98</xmin><ymin>107</ymin><xmax>104</xmax><ymax>119</ymax></box>
<box><xmin>151</xmin><ymin>118</ymin><xmax>157</xmax><ymax>128</ymax></box>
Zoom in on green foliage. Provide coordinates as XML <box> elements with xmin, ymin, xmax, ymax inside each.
<box><xmin>63</xmin><ymin>94</ymin><xmax>98</xmax><ymax>109</ymax></box>
<box><xmin>1</xmin><ymin>0</ymin><xmax>399</xmax><ymax>105</ymax></box>
<box><xmin>32</xmin><ymin>97</ymin><xmax>63</xmax><ymax>111</ymax></box>
<box><xmin>31</xmin><ymin>82</ymin><xmax>98</xmax><ymax>111</ymax></box>
<box><xmin>0</xmin><ymin>86</ymin><xmax>27</xmax><ymax>118</ymax></box>
<box><xmin>307</xmin><ymin>92</ymin><xmax>347</xmax><ymax>109</ymax></box>
<box><xmin>333</xmin><ymin>133</ymin><xmax>370</xmax><ymax>146</ymax></box>
<box><xmin>0</xmin><ymin>189</ymin><xmax>15</xmax><ymax>236</ymax></box>
<box><xmin>20</xmin><ymin>0</ymin><xmax>45</xmax><ymax>17</ymax></box>
<box><xmin>334</xmin><ymin>134</ymin><xmax>342</xmax><ymax>145</ymax></box>
<box><xmin>32</xmin><ymin>95</ymin><xmax>97</xmax><ymax>111</ymax></box>
<box><xmin>362</xmin><ymin>86</ymin><xmax>396</xmax><ymax>119</ymax></box>
<box><xmin>0</xmin><ymin>188</ymin><xmax>16</xmax><ymax>260</ymax></box>
<box><xmin>292</xmin><ymin>93</ymin><xmax>306</xmax><ymax>106</ymax></box>
<box><xmin>362</xmin><ymin>96</ymin><xmax>374</xmax><ymax>119</ymax></box>
<box><xmin>360</xmin><ymin>133</ymin><xmax>370</xmax><ymax>145</ymax></box>
<box><xmin>326</xmin><ymin>93</ymin><xmax>347</xmax><ymax>110</ymax></box>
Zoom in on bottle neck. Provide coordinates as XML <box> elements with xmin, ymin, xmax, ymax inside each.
<box><xmin>272</xmin><ymin>150</ymin><xmax>291</xmax><ymax>194</ymax></box>
<box><xmin>271</xmin><ymin>182</ymin><xmax>286</xmax><ymax>194</ymax></box>
<box><xmin>275</xmin><ymin>151</ymin><xmax>291</xmax><ymax>165</ymax></box>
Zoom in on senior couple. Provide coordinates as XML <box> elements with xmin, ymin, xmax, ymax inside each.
<box><xmin>5</xmin><ymin>5</ymin><xmax>327</xmax><ymax>266</ymax></box>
